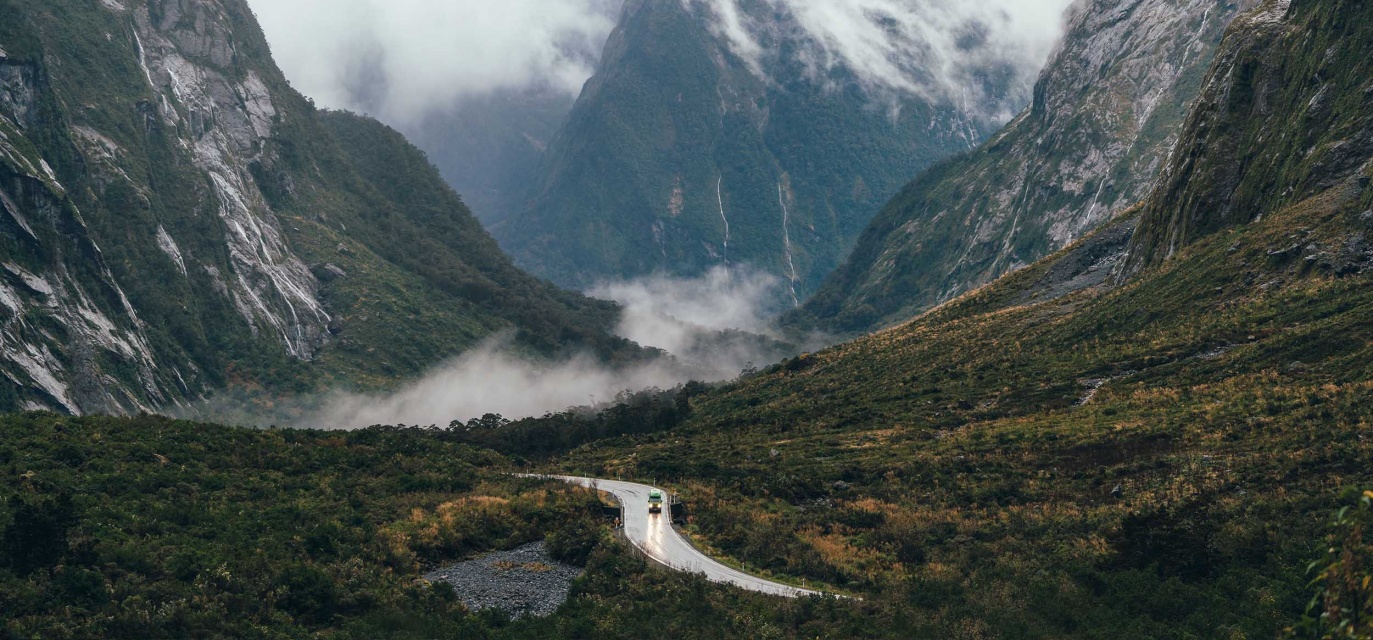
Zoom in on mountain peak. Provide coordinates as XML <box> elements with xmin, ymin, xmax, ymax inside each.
<box><xmin>496</xmin><ymin>0</ymin><xmax>1051</xmax><ymax>294</ymax></box>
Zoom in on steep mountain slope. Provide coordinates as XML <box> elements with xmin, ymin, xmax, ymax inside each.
<box><xmin>496</xmin><ymin>0</ymin><xmax>1017</xmax><ymax>298</ymax></box>
<box><xmin>543</xmin><ymin>0</ymin><xmax>1373</xmax><ymax>634</ymax></box>
<box><xmin>0</xmin><ymin>0</ymin><xmax>635</xmax><ymax>414</ymax></box>
<box><xmin>790</xmin><ymin>0</ymin><xmax>1249</xmax><ymax>335</ymax></box>
<box><xmin>1123</xmin><ymin>0</ymin><xmax>1371</xmax><ymax>273</ymax></box>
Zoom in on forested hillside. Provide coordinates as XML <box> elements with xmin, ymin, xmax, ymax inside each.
<box><xmin>550</xmin><ymin>0</ymin><xmax>1372</xmax><ymax>635</ymax></box>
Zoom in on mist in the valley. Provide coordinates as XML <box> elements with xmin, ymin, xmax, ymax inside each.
<box><xmin>237</xmin><ymin>0</ymin><xmax>1079</xmax><ymax>428</ymax></box>
<box><xmin>298</xmin><ymin>267</ymin><xmax>799</xmax><ymax>430</ymax></box>
<box><xmin>588</xmin><ymin>266</ymin><xmax>786</xmax><ymax>357</ymax></box>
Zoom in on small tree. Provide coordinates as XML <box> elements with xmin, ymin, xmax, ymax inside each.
<box><xmin>1289</xmin><ymin>489</ymin><xmax>1373</xmax><ymax>639</ymax></box>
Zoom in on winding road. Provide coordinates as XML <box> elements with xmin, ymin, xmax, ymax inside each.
<box><xmin>544</xmin><ymin>476</ymin><xmax>825</xmax><ymax>598</ymax></box>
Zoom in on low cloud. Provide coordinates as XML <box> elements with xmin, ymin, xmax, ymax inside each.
<box><xmin>690</xmin><ymin>0</ymin><xmax>1075</xmax><ymax>121</ymax></box>
<box><xmin>286</xmin><ymin>267</ymin><xmax>797</xmax><ymax>429</ymax></box>
<box><xmin>250</xmin><ymin>0</ymin><xmax>621</xmax><ymax>123</ymax></box>
<box><xmin>589</xmin><ymin>266</ymin><xmax>784</xmax><ymax>356</ymax></box>
<box><xmin>306</xmin><ymin>339</ymin><xmax>693</xmax><ymax>429</ymax></box>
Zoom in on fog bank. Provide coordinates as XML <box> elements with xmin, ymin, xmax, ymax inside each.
<box><xmin>299</xmin><ymin>267</ymin><xmax>796</xmax><ymax>429</ymax></box>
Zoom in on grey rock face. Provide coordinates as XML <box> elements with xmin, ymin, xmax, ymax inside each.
<box><xmin>1</xmin><ymin>61</ymin><xmax>166</xmax><ymax>414</ymax></box>
<box><xmin>423</xmin><ymin>542</ymin><xmax>583</xmax><ymax>619</ymax></box>
<box><xmin>1015</xmin><ymin>215</ymin><xmax>1141</xmax><ymax>305</ymax></box>
<box><xmin>310</xmin><ymin>263</ymin><xmax>348</xmax><ymax>283</ymax></box>
<box><xmin>0</xmin><ymin>63</ymin><xmax>37</xmax><ymax>129</ymax></box>
<box><xmin>132</xmin><ymin>1</ymin><xmax>329</xmax><ymax>359</ymax></box>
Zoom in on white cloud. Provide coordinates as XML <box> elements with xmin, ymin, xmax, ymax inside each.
<box><xmin>307</xmin><ymin>338</ymin><xmax>688</xmax><ymax>429</ymax></box>
<box><xmin>250</xmin><ymin>0</ymin><xmax>1072</xmax><ymax>125</ymax></box>
<box><xmin>691</xmin><ymin>0</ymin><xmax>1075</xmax><ymax>121</ymax></box>
<box><xmin>588</xmin><ymin>266</ymin><xmax>782</xmax><ymax>355</ymax></box>
<box><xmin>250</xmin><ymin>0</ymin><xmax>621</xmax><ymax>123</ymax></box>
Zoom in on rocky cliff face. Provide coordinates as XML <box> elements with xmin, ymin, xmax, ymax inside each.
<box><xmin>496</xmin><ymin>0</ymin><xmax>1018</xmax><ymax>298</ymax></box>
<box><xmin>133</xmin><ymin>0</ymin><xmax>332</xmax><ymax>359</ymax></box>
<box><xmin>0</xmin><ymin>0</ymin><xmax>635</xmax><ymax>414</ymax></box>
<box><xmin>790</xmin><ymin>0</ymin><xmax>1250</xmax><ymax>335</ymax></box>
<box><xmin>1122</xmin><ymin>0</ymin><xmax>1373</xmax><ymax>273</ymax></box>
<box><xmin>0</xmin><ymin>2</ymin><xmax>258</xmax><ymax>413</ymax></box>
<box><xmin>0</xmin><ymin>58</ymin><xmax>164</xmax><ymax>413</ymax></box>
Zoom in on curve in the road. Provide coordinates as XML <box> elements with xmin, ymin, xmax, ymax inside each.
<box><xmin>545</xmin><ymin>475</ymin><xmax>827</xmax><ymax>599</ymax></box>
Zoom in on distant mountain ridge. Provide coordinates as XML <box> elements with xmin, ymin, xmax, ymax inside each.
<box><xmin>404</xmin><ymin>88</ymin><xmax>576</xmax><ymax>226</ymax></box>
<box><xmin>788</xmin><ymin>0</ymin><xmax>1253</xmax><ymax>335</ymax></box>
<box><xmin>495</xmin><ymin>0</ymin><xmax>1030</xmax><ymax>298</ymax></box>
<box><xmin>0</xmin><ymin>0</ymin><xmax>638</xmax><ymax>414</ymax></box>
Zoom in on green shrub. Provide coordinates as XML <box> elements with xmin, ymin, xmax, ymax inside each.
<box><xmin>1290</xmin><ymin>489</ymin><xmax>1373</xmax><ymax>639</ymax></box>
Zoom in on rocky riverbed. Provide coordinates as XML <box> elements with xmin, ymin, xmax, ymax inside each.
<box><xmin>423</xmin><ymin>542</ymin><xmax>583</xmax><ymax>618</ymax></box>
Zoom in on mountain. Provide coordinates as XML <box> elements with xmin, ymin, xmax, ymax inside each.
<box><xmin>0</xmin><ymin>0</ymin><xmax>637</xmax><ymax>415</ymax></box>
<box><xmin>1122</xmin><ymin>0</ymin><xmax>1372</xmax><ymax>274</ymax></box>
<box><xmin>494</xmin><ymin>0</ymin><xmax>1022</xmax><ymax>299</ymax></box>
<box><xmin>789</xmin><ymin>0</ymin><xmax>1252</xmax><ymax>335</ymax></box>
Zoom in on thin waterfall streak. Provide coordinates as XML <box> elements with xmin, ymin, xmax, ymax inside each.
<box><xmin>717</xmin><ymin>176</ymin><xmax>731</xmax><ymax>266</ymax></box>
<box><xmin>778</xmin><ymin>183</ymin><xmax>800</xmax><ymax>307</ymax></box>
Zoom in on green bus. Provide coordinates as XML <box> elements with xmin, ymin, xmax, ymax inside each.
<box><xmin>648</xmin><ymin>489</ymin><xmax>664</xmax><ymax>514</ymax></box>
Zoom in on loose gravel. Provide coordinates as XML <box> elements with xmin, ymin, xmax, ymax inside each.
<box><xmin>423</xmin><ymin>542</ymin><xmax>583</xmax><ymax>618</ymax></box>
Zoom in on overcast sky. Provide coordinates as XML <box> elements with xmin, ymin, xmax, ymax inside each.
<box><xmin>251</xmin><ymin>0</ymin><xmax>1074</xmax><ymax>125</ymax></box>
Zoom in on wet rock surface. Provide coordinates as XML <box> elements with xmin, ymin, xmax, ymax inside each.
<box><xmin>424</xmin><ymin>542</ymin><xmax>583</xmax><ymax>618</ymax></box>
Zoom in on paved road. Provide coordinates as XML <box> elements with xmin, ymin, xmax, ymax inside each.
<box><xmin>543</xmin><ymin>475</ymin><xmax>825</xmax><ymax>598</ymax></box>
